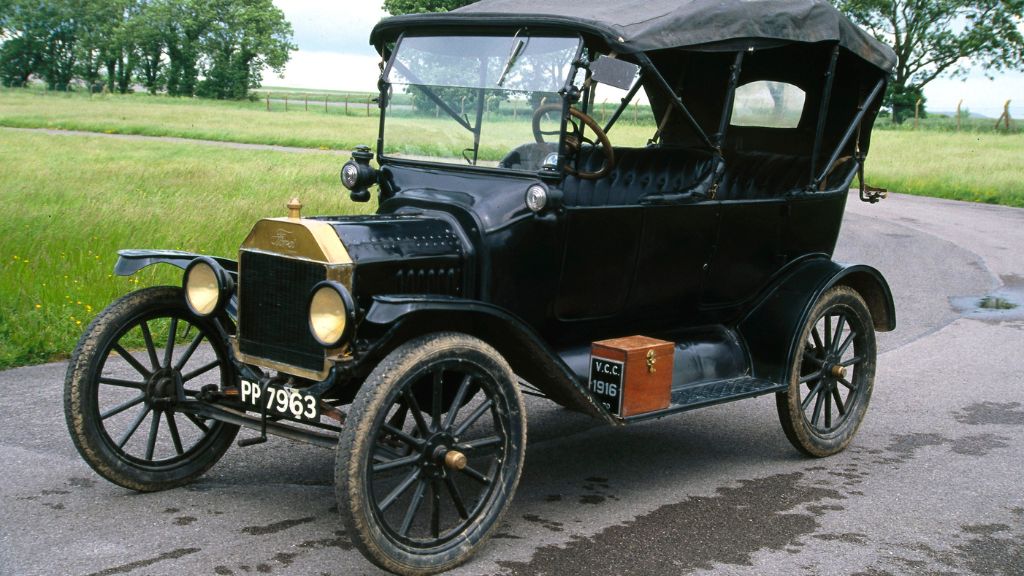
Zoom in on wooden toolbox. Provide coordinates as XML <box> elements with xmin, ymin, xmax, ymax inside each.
<box><xmin>589</xmin><ymin>335</ymin><xmax>673</xmax><ymax>417</ymax></box>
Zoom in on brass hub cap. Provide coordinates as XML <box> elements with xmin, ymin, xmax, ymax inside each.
<box><xmin>444</xmin><ymin>450</ymin><xmax>467</xmax><ymax>471</ymax></box>
<box><xmin>830</xmin><ymin>365</ymin><xmax>848</xmax><ymax>379</ymax></box>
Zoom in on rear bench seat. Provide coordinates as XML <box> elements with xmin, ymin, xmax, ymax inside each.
<box><xmin>560</xmin><ymin>147</ymin><xmax>848</xmax><ymax>206</ymax></box>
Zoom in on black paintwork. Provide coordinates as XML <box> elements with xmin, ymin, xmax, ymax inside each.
<box><xmin>112</xmin><ymin>25</ymin><xmax>896</xmax><ymax>426</ymax></box>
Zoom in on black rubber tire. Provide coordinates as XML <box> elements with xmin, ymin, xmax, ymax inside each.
<box><xmin>336</xmin><ymin>332</ymin><xmax>526</xmax><ymax>576</ymax></box>
<box><xmin>777</xmin><ymin>285</ymin><xmax>877</xmax><ymax>457</ymax></box>
<box><xmin>64</xmin><ymin>286</ymin><xmax>239</xmax><ymax>491</ymax></box>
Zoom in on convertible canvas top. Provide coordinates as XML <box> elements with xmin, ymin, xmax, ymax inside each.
<box><xmin>371</xmin><ymin>0</ymin><xmax>896</xmax><ymax>71</ymax></box>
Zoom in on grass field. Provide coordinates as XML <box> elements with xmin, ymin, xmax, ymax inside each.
<box><xmin>866</xmin><ymin>131</ymin><xmax>1024</xmax><ymax>206</ymax></box>
<box><xmin>0</xmin><ymin>88</ymin><xmax>381</xmax><ymax>149</ymax></box>
<box><xmin>0</xmin><ymin>89</ymin><xmax>1022</xmax><ymax>368</ymax></box>
<box><xmin>0</xmin><ymin>130</ymin><xmax>373</xmax><ymax>369</ymax></box>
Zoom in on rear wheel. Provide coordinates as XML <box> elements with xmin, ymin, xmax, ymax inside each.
<box><xmin>336</xmin><ymin>333</ymin><xmax>526</xmax><ymax>576</ymax></box>
<box><xmin>64</xmin><ymin>286</ymin><xmax>239</xmax><ymax>491</ymax></box>
<box><xmin>777</xmin><ymin>286</ymin><xmax>876</xmax><ymax>457</ymax></box>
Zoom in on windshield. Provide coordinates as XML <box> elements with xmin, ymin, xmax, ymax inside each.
<box><xmin>382</xmin><ymin>34</ymin><xmax>581</xmax><ymax>170</ymax></box>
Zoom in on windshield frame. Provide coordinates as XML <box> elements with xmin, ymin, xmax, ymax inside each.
<box><xmin>377</xmin><ymin>31</ymin><xmax>586</xmax><ymax>177</ymax></box>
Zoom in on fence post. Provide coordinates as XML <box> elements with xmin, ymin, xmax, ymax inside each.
<box><xmin>956</xmin><ymin>99</ymin><xmax>963</xmax><ymax>131</ymax></box>
<box><xmin>994</xmin><ymin>100</ymin><xmax>1012</xmax><ymax>131</ymax></box>
<box><xmin>284</xmin><ymin>95</ymin><xmax>288</xmax><ymax>112</ymax></box>
<box><xmin>513</xmin><ymin>99</ymin><xmax>518</xmax><ymax>119</ymax></box>
<box><xmin>368</xmin><ymin>96</ymin><xmax>372</xmax><ymax>116</ymax></box>
<box><xmin>344</xmin><ymin>94</ymin><xmax>348</xmax><ymax>115</ymax></box>
<box><xmin>913</xmin><ymin>98</ymin><xmax>922</xmax><ymax>130</ymax></box>
<box><xmin>266</xmin><ymin>92</ymin><xmax>270</xmax><ymax>112</ymax></box>
<box><xmin>305</xmin><ymin>94</ymin><xmax>308</xmax><ymax>111</ymax></box>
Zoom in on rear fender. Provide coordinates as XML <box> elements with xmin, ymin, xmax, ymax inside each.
<box><xmin>361</xmin><ymin>295</ymin><xmax>614</xmax><ymax>424</ymax></box>
<box><xmin>738</xmin><ymin>258</ymin><xmax>895</xmax><ymax>384</ymax></box>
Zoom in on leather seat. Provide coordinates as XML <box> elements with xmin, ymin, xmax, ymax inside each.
<box><xmin>561</xmin><ymin>147</ymin><xmax>718</xmax><ymax>207</ymax></box>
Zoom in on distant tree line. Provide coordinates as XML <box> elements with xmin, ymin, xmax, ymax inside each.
<box><xmin>0</xmin><ymin>0</ymin><xmax>295</xmax><ymax>98</ymax></box>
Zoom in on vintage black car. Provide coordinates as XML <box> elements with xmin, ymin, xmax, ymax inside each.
<box><xmin>64</xmin><ymin>1</ymin><xmax>897</xmax><ymax>574</ymax></box>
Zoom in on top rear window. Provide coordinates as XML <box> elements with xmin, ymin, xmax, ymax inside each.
<box><xmin>730</xmin><ymin>81</ymin><xmax>806</xmax><ymax>128</ymax></box>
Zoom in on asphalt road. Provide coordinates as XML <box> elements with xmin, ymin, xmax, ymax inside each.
<box><xmin>2</xmin><ymin>191</ymin><xmax>1023</xmax><ymax>576</ymax></box>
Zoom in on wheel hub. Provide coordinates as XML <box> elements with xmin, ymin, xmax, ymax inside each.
<box><xmin>146</xmin><ymin>368</ymin><xmax>183</xmax><ymax>409</ymax></box>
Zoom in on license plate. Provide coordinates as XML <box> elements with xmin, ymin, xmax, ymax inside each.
<box><xmin>240</xmin><ymin>380</ymin><xmax>320</xmax><ymax>423</ymax></box>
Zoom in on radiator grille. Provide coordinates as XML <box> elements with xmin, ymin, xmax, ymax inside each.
<box><xmin>238</xmin><ymin>251</ymin><xmax>326</xmax><ymax>372</ymax></box>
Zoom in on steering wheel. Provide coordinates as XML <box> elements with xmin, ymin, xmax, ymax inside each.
<box><xmin>531</xmin><ymin>104</ymin><xmax>615</xmax><ymax>180</ymax></box>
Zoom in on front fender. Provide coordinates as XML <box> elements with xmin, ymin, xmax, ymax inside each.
<box><xmin>738</xmin><ymin>258</ymin><xmax>895</xmax><ymax>384</ymax></box>
<box><xmin>362</xmin><ymin>295</ymin><xmax>615</xmax><ymax>424</ymax></box>
<box><xmin>113</xmin><ymin>249</ymin><xmax>239</xmax><ymax>319</ymax></box>
<box><xmin>114</xmin><ymin>249</ymin><xmax>237</xmax><ymax>279</ymax></box>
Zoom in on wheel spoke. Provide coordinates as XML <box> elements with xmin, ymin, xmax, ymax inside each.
<box><xmin>378</xmin><ymin>469</ymin><xmax>420</xmax><ymax>512</ymax></box>
<box><xmin>444</xmin><ymin>473</ymin><xmax>469</xmax><ymax>519</ymax></box>
<box><xmin>798</xmin><ymin>371</ymin><xmax>822</xmax><ymax>384</ymax></box>
<box><xmin>181</xmin><ymin>360</ymin><xmax>220</xmax><ymax>383</ymax></box>
<box><xmin>430</xmin><ymin>480</ymin><xmax>442</xmax><ymax>538</ymax></box>
<box><xmin>840</xmin><ymin>356</ymin><xmax>863</xmax><ymax>368</ymax></box>
<box><xmin>831</xmin><ymin>387</ymin><xmax>846</xmax><ymax>416</ymax></box>
<box><xmin>382</xmin><ymin>423</ymin><xmax>426</xmax><ymax>449</ymax></box>
<box><xmin>831</xmin><ymin>315</ymin><xmax>847</xmax><ymax>354</ymax></box>
<box><xmin>811</xmin><ymin>327</ymin><xmax>824</xmax><ymax>355</ymax></box>
<box><xmin>460</xmin><ymin>463</ymin><xmax>491</xmax><ymax>486</ymax></box>
<box><xmin>165</xmin><ymin>412</ymin><xmax>184</xmax><ymax>456</ymax></box>
<box><xmin>837</xmin><ymin>376</ymin><xmax>856</xmax><ymax>391</ymax></box>
<box><xmin>112</xmin><ymin>344</ymin><xmax>152</xmax><ymax>378</ymax></box>
<box><xmin>456</xmin><ymin>435</ymin><xmax>502</xmax><ymax>454</ymax></box>
<box><xmin>453</xmin><ymin>398</ymin><xmax>494</xmax><ymax>438</ymax></box>
<box><xmin>174</xmin><ymin>332</ymin><xmax>206</xmax><ymax>372</ymax></box>
<box><xmin>183</xmin><ymin>412</ymin><xmax>210</xmax><ymax>433</ymax></box>
<box><xmin>399</xmin><ymin>479</ymin><xmax>427</xmax><ymax>537</ymax></box>
<box><xmin>402</xmin><ymin>389</ymin><xmax>431</xmax><ymax>436</ymax></box>
<box><xmin>836</xmin><ymin>331</ymin><xmax>856</xmax><ymax>357</ymax></box>
<box><xmin>431</xmin><ymin>369</ymin><xmax>443</xmax><ymax>431</ymax></box>
<box><xmin>163</xmin><ymin>317</ymin><xmax>179</xmax><ymax>368</ymax></box>
<box><xmin>810</xmin><ymin>388</ymin><xmax>825</xmax><ymax>426</ymax></box>
<box><xmin>117</xmin><ymin>406</ymin><xmax>151</xmax><ymax>448</ymax></box>
<box><xmin>443</xmin><ymin>374</ymin><xmax>473</xmax><ymax>431</ymax></box>
<box><xmin>372</xmin><ymin>453</ymin><xmax>420</xmax><ymax>474</ymax></box>
<box><xmin>824</xmin><ymin>389</ymin><xmax>833</xmax><ymax>428</ymax></box>
<box><xmin>802</xmin><ymin>380</ymin><xmax>824</xmax><ymax>410</ymax></box>
<box><xmin>101</xmin><ymin>395</ymin><xmax>145</xmax><ymax>420</ymax></box>
<box><xmin>139</xmin><ymin>321</ymin><xmax>161</xmax><ymax>371</ymax></box>
<box><xmin>98</xmin><ymin>377</ymin><xmax>146</xmax><ymax>390</ymax></box>
<box><xmin>144</xmin><ymin>409</ymin><xmax>161</xmax><ymax>460</ymax></box>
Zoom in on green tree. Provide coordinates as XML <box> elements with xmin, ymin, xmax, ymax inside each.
<box><xmin>836</xmin><ymin>0</ymin><xmax>1024</xmax><ymax>122</ymax></box>
<box><xmin>383</xmin><ymin>0</ymin><xmax>474</xmax><ymax>15</ymax></box>
<box><xmin>195</xmin><ymin>0</ymin><xmax>294</xmax><ymax>99</ymax></box>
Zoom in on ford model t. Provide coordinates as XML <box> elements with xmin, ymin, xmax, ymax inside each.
<box><xmin>64</xmin><ymin>0</ymin><xmax>897</xmax><ymax>573</ymax></box>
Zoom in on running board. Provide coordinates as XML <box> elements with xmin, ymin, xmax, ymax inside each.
<box><xmin>622</xmin><ymin>377</ymin><xmax>786</xmax><ymax>424</ymax></box>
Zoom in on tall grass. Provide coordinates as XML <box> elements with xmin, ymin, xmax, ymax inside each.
<box><xmin>0</xmin><ymin>130</ymin><xmax>373</xmax><ymax>369</ymax></box>
<box><xmin>866</xmin><ymin>131</ymin><xmax>1024</xmax><ymax>206</ymax></box>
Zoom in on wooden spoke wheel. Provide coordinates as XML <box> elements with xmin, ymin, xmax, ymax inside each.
<box><xmin>777</xmin><ymin>286</ymin><xmax>877</xmax><ymax>457</ymax></box>
<box><xmin>336</xmin><ymin>333</ymin><xmax>526</xmax><ymax>576</ymax></box>
<box><xmin>64</xmin><ymin>286</ymin><xmax>238</xmax><ymax>491</ymax></box>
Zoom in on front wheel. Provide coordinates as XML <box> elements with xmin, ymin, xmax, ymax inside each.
<box><xmin>776</xmin><ymin>286</ymin><xmax>877</xmax><ymax>457</ymax></box>
<box><xmin>336</xmin><ymin>333</ymin><xmax>526</xmax><ymax>576</ymax></box>
<box><xmin>64</xmin><ymin>286</ymin><xmax>239</xmax><ymax>491</ymax></box>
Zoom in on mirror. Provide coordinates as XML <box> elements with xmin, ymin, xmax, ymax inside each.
<box><xmin>590</xmin><ymin>56</ymin><xmax>640</xmax><ymax>90</ymax></box>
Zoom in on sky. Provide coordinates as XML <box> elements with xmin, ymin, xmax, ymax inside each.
<box><xmin>267</xmin><ymin>1</ymin><xmax>1024</xmax><ymax>117</ymax></box>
